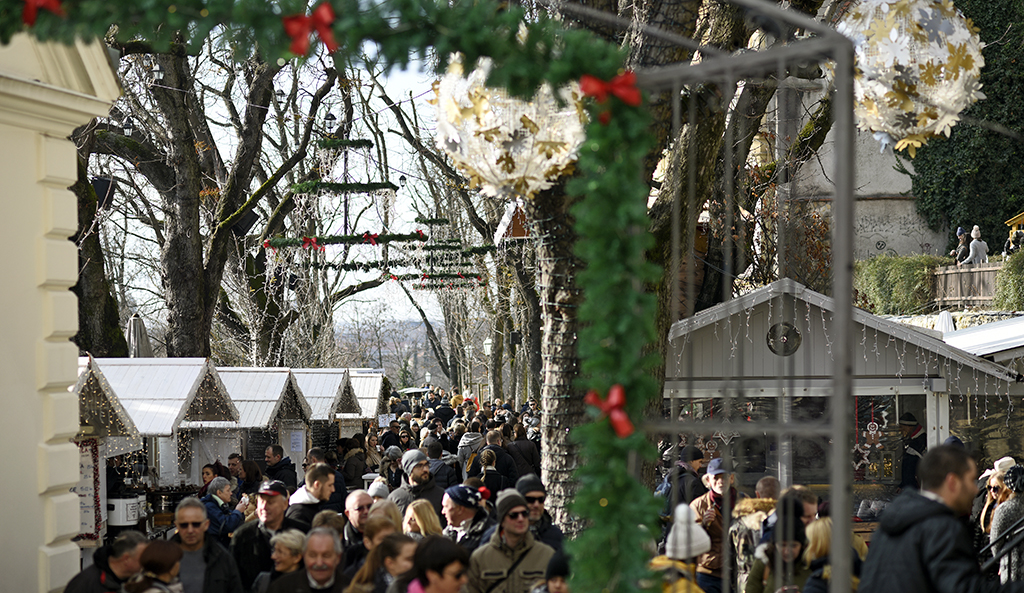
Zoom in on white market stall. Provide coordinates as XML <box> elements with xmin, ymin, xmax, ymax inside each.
<box><xmin>73</xmin><ymin>355</ymin><xmax>143</xmax><ymax>546</ymax></box>
<box><xmin>94</xmin><ymin>358</ymin><xmax>239</xmax><ymax>488</ymax></box>
<box><xmin>345</xmin><ymin>368</ymin><xmax>392</xmax><ymax>434</ymax></box>
<box><xmin>216</xmin><ymin>367</ymin><xmax>313</xmax><ymax>478</ymax></box>
<box><xmin>293</xmin><ymin>368</ymin><xmax>361</xmax><ymax>452</ymax></box>
<box><xmin>665</xmin><ymin>279</ymin><xmax>1022</xmax><ymax>509</ymax></box>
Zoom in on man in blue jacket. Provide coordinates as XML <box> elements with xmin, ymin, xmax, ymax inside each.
<box><xmin>861</xmin><ymin>445</ymin><xmax>1024</xmax><ymax>593</ymax></box>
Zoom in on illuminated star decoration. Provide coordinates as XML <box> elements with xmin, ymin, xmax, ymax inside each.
<box><xmin>584</xmin><ymin>384</ymin><xmax>635</xmax><ymax>438</ymax></box>
<box><xmin>282</xmin><ymin>3</ymin><xmax>339</xmax><ymax>57</ymax></box>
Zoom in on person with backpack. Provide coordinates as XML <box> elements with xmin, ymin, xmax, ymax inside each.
<box><xmin>458</xmin><ymin>421</ymin><xmax>486</xmax><ymax>477</ymax></box>
<box><xmin>658</xmin><ymin>446</ymin><xmax>708</xmax><ymax>528</ymax></box>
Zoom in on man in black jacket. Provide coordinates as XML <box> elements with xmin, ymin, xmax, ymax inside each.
<box><xmin>898</xmin><ymin>412</ymin><xmax>928</xmax><ymax>491</ymax></box>
<box><xmin>63</xmin><ymin>530</ymin><xmax>147</xmax><ymax>593</ymax></box>
<box><xmin>173</xmin><ymin>497</ymin><xmax>244</xmax><ymax>593</ymax></box>
<box><xmin>465</xmin><ymin>430</ymin><xmax>519</xmax><ymax>485</ymax></box>
<box><xmin>264</xmin><ymin>444</ymin><xmax>298</xmax><ymax>490</ymax></box>
<box><xmin>285</xmin><ymin>462</ymin><xmax>335</xmax><ymax>531</ymax></box>
<box><xmin>861</xmin><ymin>445</ymin><xmax>1024</xmax><ymax>593</ymax></box>
<box><xmin>388</xmin><ymin>449</ymin><xmax>446</xmax><ymax>526</ymax></box>
<box><xmin>231</xmin><ymin>480</ymin><xmax>307</xmax><ymax>590</ymax></box>
<box><xmin>441</xmin><ymin>484</ymin><xmax>495</xmax><ymax>553</ymax></box>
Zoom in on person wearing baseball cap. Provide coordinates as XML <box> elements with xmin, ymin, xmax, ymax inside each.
<box><xmin>387</xmin><ymin>449</ymin><xmax>446</xmax><ymax>527</ymax></box>
<box><xmin>230</xmin><ymin>480</ymin><xmax>306</xmax><ymax>590</ymax></box>
<box><xmin>467</xmin><ymin>490</ymin><xmax>555</xmax><ymax>593</ymax></box>
<box><xmin>688</xmin><ymin>458</ymin><xmax>737</xmax><ymax>593</ymax></box>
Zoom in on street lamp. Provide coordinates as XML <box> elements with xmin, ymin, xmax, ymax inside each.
<box><xmin>483</xmin><ymin>338</ymin><xmax>493</xmax><ymax>356</ymax></box>
<box><xmin>425</xmin><ymin>371</ymin><xmax>431</xmax><ymax>386</ymax></box>
<box><xmin>465</xmin><ymin>344</ymin><xmax>473</xmax><ymax>396</ymax></box>
<box><xmin>482</xmin><ymin>338</ymin><xmax>493</xmax><ymax>405</ymax></box>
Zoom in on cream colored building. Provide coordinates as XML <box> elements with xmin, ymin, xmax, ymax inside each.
<box><xmin>0</xmin><ymin>35</ymin><xmax>119</xmax><ymax>592</ymax></box>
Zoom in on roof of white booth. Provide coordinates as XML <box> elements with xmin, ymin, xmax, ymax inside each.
<box><xmin>75</xmin><ymin>355</ymin><xmax>139</xmax><ymax>439</ymax></box>
<box><xmin>667</xmin><ymin>279</ymin><xmax>1021</xmax><ymax>397</ymax></box>
<box><xmin>292</xmin><ymin>368</ymin><xmax>361</xmax><ymax>420</ymax></box>
<box><xmin>216</xmin><ymin>367</ymin><xmax>312</xmax><ymax>428</ymax></box>
<box><xmin>346</xmin><ymin>369</ymin><xmax>389</xmax><ymax>419</ymax></box>
<box><xmin>93</xmin><ymin>358</ymin><xmax>239</xmax><ymax>436</ymax></box>
<box><xmin>944</xmin><ymin>315</ymin><xmax>1024</xmax><ymax>363</ymax></box>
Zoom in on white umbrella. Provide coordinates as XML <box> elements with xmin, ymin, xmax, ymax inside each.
<box><xmin>126</xmin><ymin>314</ymin><xmax>154</xmax><ymax>358</ymax></box>
<box><xmin>398</xmin><ymin>387</ymin><xmax>430</xmax><ymax>394</ymax></box>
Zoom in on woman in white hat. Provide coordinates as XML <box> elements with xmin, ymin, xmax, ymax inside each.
<box><xmin>650</xmin><ymin>504</ymin><xmax>712</xmax><ymax>592</ymax></box>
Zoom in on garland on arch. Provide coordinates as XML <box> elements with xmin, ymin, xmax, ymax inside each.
<box><xmin>263</xmin><ymin>230</ymin><xmax>427</xmax><ymax>250</ymax></box>
<box><xmin>290</xmin><ymin>180</ymin><xmax>398</xmax><ymax>194</ymax></box>
<box><xmin>9</xmin><ymin>1</ymin><xmax>662</xmax><ymax>589</ymax></box>
<box><xmin>317</xmin><ymin>138</ymin><xmax>374</xmax><ymax>150</ymax></box>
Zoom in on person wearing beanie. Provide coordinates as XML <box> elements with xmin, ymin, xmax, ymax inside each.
<box><xmin>387</xmin><ymin>449</ymin><xmax>446</xmax><ymax>526</ymax></box>
<box><xmin>530</xmin><ymin>552</ymin><xmax>570</xmax><ymax>593</ymax></box>
<box><xmin>481</xmin><ymin>474</ymin><xmax>565</xmax><ymax>553</ymax></box>
<box><xmin>991</xmin><ymin>465</ymin><xmax>1024</xmax><ymax>583</ymax></box>
<box><xmin>959</xmin><ymin>224</ymin><xmax>989</xmax><ymax>266</ymax></box>
<box><xmin>745</xmin><ymin>497</ymin><xmax>810</xmax><ymax>593</ymax></box>
<box><xmin>442</xmin><ymin>484</ymin><xmax>496</xmax><ymax>553</ymax></box>
<box><xmin>383</xmin><ymin>445</ymin><xmax>405</xmax><ymax>490</ymax></box>
<box><xmin>467</xmin><ymin>490</ymin><xmax>555</xmax><ymax>593</ymax></box>
<box><xmin>367</xmin><ymin>479</ymin><xmax>390</xmax><ymax>501</ymax></box>
<box><xmin>649</xmin><ymin>504</ymin><xmax>711</xmax><ymax>593</ymax></box>
<box><xmin>950</xmin><ymin>226</ymin><xmax>970</xmax><ymax>263</ymax></box>
<box><xmin>898</xmin><ymin>412</ymin><xmax>927</xmax><ymax>491</ymax></box>
<box><xmin>659</xmin><ymin>445</ymin><xmax>709</xmax><ymax>540</ymax></box>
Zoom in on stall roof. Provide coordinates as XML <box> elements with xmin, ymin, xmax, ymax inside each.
<box><xmin>667</xmin><ymin>279</ymin><xmax>1020</xmax><ymax>395</ymax></box>
<box><xmin>217</xmin><ymin>367</ymin><xmax>312</xmax><ymax>428</ymax></box>
<box><xmin>74</xmin><ymin>355</ymin><xmax>139</xmax><ymax>438</ymax></box>
<box><xmin>944</xmin><ymin>316</ymin><xmax>1024</xmax><ymax>363</ymax></box>
<box><xmin>347</xmin><ymin>370</ymin><xmax>389</xmax><ymax>419</ymax></box>
<box><xmin>292</xmin><ymin>368</ymin><xmax>361</xmax><ymax>420</ymax></box>
<box><xmin>93</xmin><ymin>358</ymin><xmax>239</xmax><ymax>436</ymax></box>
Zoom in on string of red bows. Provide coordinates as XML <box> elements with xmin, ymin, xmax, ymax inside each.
<box><xmin>23</xmin><ymin>0</ymin><xmax>65</xmax><ymax>25</ymax></box>
<box><xmin>302</xmin><ymin>236</ymin><xmax>325</xmax><ymax>251</ymax></box>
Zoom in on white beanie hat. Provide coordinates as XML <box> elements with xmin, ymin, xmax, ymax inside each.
<box><xmin>665</xmin><ymin>504</ymin><xmax>712</xmax><ymax>560</ymax></box>
<box><xmin>972</xmin><ymin>225</ymin><xmax>981</xmax><ymax>240</ymax></box>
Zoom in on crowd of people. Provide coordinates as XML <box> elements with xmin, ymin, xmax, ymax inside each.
<box><xmin>64</xmin><ymin>390</ymin><xmax>565</xmax><ymax>593</ymax></box>
<box><xmin>655</xmin><ymin>439</ymin><xmax>1024</xmax><ymax>593</ymax></box>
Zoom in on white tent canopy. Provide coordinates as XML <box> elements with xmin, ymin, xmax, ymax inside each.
<box><xmin>292</xmin><ymin>368</ymin><xmax>360</xmax><ymax>420</ymax></box>
<box><xmin>346</xmin><ymin>369</ymin><xmax>389</xmax><ymax>419</ymax></box>
<box><xmin>93</xmin><ymin>358</ymin><xmax>238</xmax><ymax>436</ymax></box>
<box><xmin>74</xmin><ymin>355</ymin><xmax>142</xmax><ymax>456</ymax></box>
<box><xmin>216</xmin><ymin>367</ymin><xmax>312</xmax><ymax>428</ymax></box>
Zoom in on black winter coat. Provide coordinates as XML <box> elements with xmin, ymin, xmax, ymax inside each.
<box><xmin>466</xmin><ymin>444</ymin><xmax>519</xmax><ymax>484</ymax></box>
<box><xmin>231</xmin><ymin>517</ymin><xmax>309</xmax><ymax>590</ymax></box>
<box><xmin>507</xmin><ymin>439</ymin><xmax>541</xmax><ymax>478</ymax></box>
<box><xmin>63</xmin><ymin>545</ymin><xmax>125</xmax><ymax>593</ymax></box>
<box><xmin>170</xmin><ymin>534</ymin><xmax>244</xmax><ymax>593</ymax></box>
<box><xmin>443</xmin><ymin>507</ymin><xmax>496</xmax><ymax>553</ymax></box>
<box><xmin>387</xmin><ymin>475</ymin><xmax>446</xmax><ymax>527</ymax></box>
<box><xmin>860</xmin><ymin>490</ymin><xmax>1024</xmax><ymax>593</ymax></box>
<box><xmin>265</xmin><ymin>457</ymin><xmax>298</xmax><ymax>489</ymax></box>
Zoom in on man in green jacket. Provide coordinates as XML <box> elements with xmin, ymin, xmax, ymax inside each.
<box><xmin>467</xmin><ymin>490</ymin><xmax>554</xmax><ymax>593</ymax></box>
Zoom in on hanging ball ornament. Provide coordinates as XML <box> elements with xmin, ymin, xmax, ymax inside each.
<box><xmin>838</xmin><ymin>0</ymin><xmax>985</xmax><ymax>156</ymax></box>
<box><xmin>433</xmin><ymin>54</ymin><xmax>586</xmax><ymax>200</ymax></box>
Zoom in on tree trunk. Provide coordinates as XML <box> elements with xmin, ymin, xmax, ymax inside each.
<box><xmin>69</xmin><ymin>158</ymin><xmax>129</xmax><ymax>357</ymax></box>
<box><xmin>527</xmin><ymin>189</ymin><xmax>585</xmax><ymax>536</ymax></box>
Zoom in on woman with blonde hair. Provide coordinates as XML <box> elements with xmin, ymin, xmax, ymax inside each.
<box><xmin>800</xmin><ymin>517</ymin><xmax>863</xmax><ymax>593</ymax></box>
<box><xmin>404</xmin><ymin>499</ymin><xmax>444</xmax><ymax>540</ymax></box>
<box><xmin>992</xmin><ymin>465</ymin><xmax>1024</xmax><ymax>583</ymax></box>
<box><xmin>250</xmin><ymin>529</ymin><xmax>305</xmax><ymax>593</ymax></box>
<box><xmin>345</xmin><ymin>532</ymin><xmax>417</xmax><ymax>593</ymax></box>
<box><xmin>982</xmin><ymin>471</ymin><xmax>1012</xmax><ymax>534</ymax></box>
<box><xmin>369</xmin><ymin>498</ymin><xmax>404</xmax><ymax>529</ymax></box>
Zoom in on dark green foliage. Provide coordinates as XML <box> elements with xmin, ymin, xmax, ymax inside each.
<box><xmin>911</xmin><ymin>0</ymin><xmax>1024</xmax><ymax>253</ymax></box>
<box><xmin>854</xmin><ymin>254</ymin><xmax>948</xmax><ymax>315</ymax></box>
<box><xmin>994</xmin><ymin>250</ymin><xmax>1024</xmax><ymax>309</ymax></box>
<box><xmin>291</xmin><ymin>180</ymin><xmax>398</xmax><ymax>193</ymax></box>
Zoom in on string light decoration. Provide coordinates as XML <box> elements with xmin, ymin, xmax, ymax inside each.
<box><xmin>837</xmin><ymin>0</ymin><xmax>986</xmax><ymax>156</ymax></box>
<box><xmin>433</xmin><ymin>54</ymin><xmax>587</xmax><ymax>199</ymax></box>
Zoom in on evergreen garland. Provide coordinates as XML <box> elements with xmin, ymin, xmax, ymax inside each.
<box><xmin>264</xmin><ymin>231</ymin><xmax>427</xmax><ymax>248</ymax></box>
<box><xmin>317</xmin><ymin>138</ymin><xmax>374</xmax><ymax>149</ymax></box>
<box><xmin>414</xmin><ymin>216</ymin><xmax>451</xmax><ymax>225</ymax></box>
<box><xmin>10</xmin><ymin>1</ymin><xmax>663</xmax><ymax>589</ymax></box>
<box><xmin>291</xmin><ymin>180</ymin><xmax>398</xmax><ymax>194</ymax></box>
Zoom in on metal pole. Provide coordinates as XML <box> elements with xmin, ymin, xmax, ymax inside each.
<box><xmin>829</xmin><ymin>35</ymin><xmax>856</xmax><ymax>593</ymax></box>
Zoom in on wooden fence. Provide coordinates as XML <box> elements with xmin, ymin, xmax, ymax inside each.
<box><xmin>933</xmin><ymin>262</ymin><xmax>1002</xmax><ymax>309</ymax></box>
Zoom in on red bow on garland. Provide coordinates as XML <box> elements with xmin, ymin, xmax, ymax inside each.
<box><xmin>579</xmin><ymin>71</ymin><xmax>642</xmax><ymax>125</ymax></box>
<box><xmin>301</xmin><ymin>236</ymin><xmax>325</xmax><ymax>251</ymax></box>
<box><xmin>580</xmin><ymin>72</ymin><xmax>642</xmax><ymax>106</ymax></box>
<box><xmin>584</xmin><ymin>384</ymin><xmax>635</xmax><ymax>438</ymax></box>
<box><xmin>262</xmin><ymin>239</ymin><xmax>277</xmax><ymax>254</ymax></box>
<box><xmin>23</xmin><ymin>0</ymin><xmax>65</xmax><ymax>25</ymax></box>
<box><xmin>282</xmin><ymin>3</ymin><xmax>339</xmax><ymax>57</ymax></box>
<box><xmin>363</xmin><ymin>232</ymin><xmax>379</xmax><ymax>246</ymax></box>
<box><xmin>416</xmin><ymin>229</ymin><xmax>426</xmax><ymax>239</ymax></box>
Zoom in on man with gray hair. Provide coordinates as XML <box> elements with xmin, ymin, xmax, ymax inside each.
<box><xmin>202</xmin><ymin>476</ymin><xmax>247</xmax><ymax>548</ymax></box>
<box><xmin>173</xmin><ymin>497</ymin><xmax>243</xmax><ymax>593</ymax></box>
<box><xmin>63</xmin><ymin>530</ymin><xmax>147</xmax><ymax>593</ymax></box>
<box><xmin>267</xmin><ymin>527</ymin><xmax>350</xmax><ymax>593</ymax></box>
